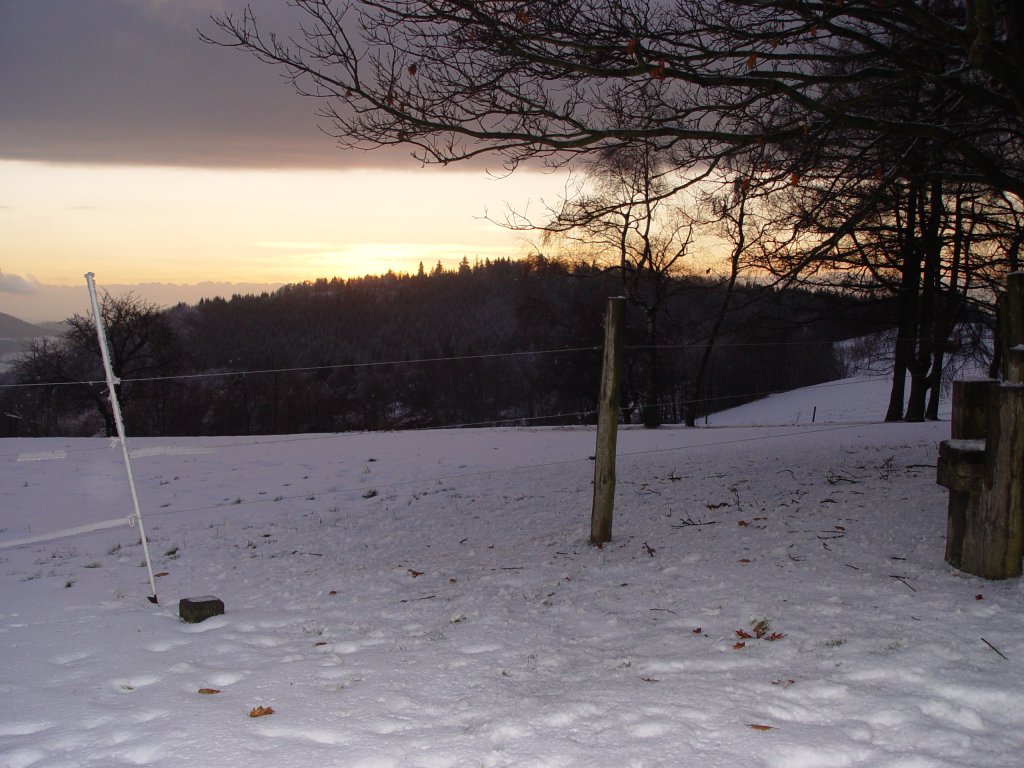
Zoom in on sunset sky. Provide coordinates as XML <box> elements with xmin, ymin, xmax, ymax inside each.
<box><xmin>0</xmin><ymin>1</ymin><xmax>571</xmax><ymax>321</ymax></box>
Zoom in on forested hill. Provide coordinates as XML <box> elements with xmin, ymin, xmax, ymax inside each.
<box><xmin>0</xmin><ymin>312</ymin><xmax>52</xmax><ymax>340</ymax></box>
<box><xmin>5</xmin><ymin>257</ymin><xmax>896</xmax><ymax>437</ymax></box>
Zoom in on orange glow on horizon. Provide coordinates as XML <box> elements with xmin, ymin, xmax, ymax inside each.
<box><xmin>0</xmin><ymin>161</ymin><xmax>568</xmax><ymax>287</ymax></box>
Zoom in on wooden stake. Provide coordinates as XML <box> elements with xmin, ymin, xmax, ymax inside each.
<box><xmin>591</xmin><ymin>297</ymin><xmax>626</xmax><ymax>546</ymax></box>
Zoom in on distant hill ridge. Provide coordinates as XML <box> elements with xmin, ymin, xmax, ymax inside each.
<box><xmin>0</xmin><ymin>311</ymin><xmax>56</xmax><ymax>340</ymax></box>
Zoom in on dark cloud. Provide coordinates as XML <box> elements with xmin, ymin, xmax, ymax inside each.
<box><xmin>0</xmin><ymin>1</ymin><xmax>406</xmax><ymax>169</ymax></box>
<box><xmin>0</xmin><ymin>271</ymin><xmax>39</xmax><ymax>295</ymax></box>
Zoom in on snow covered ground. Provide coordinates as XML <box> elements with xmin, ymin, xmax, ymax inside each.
<box><xmin>2</xmin><ymin>378</ymin><xmax>1023</xmax><ymax>767</ymax></box>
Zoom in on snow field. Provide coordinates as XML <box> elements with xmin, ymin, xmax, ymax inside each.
<box><xmin>2</xmin><ymin>413</ymin><xmax>1023</xmax><ymax>766</ymax></box>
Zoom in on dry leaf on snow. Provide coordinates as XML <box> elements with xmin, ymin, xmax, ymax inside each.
<box><xmin>248</xmin><ymin>706</ymin><xmax>274</xmax><ymax>718</ymax></box>
<box><xmin>197</xmin><ymin>688</ymin><xmax>221</xmax><ymax>695</ymax></box>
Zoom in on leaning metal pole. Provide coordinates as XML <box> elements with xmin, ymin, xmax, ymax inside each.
<box><xmin>85</xmin><ymin>273</ymin><xmax>159</xmax><ymax>604</ymax></box>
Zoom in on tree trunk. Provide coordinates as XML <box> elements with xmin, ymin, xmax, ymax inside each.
<box><xmin>886</xmin><ymin>184</ymin><xmax>921</xmax><ymax>421</ymax></box>
<box><xmin>905</xmin><ymin>178</ymin><xmax>944</xmax><ymax>421</ymax></box>
<box><xmin>686</xmin><ymin>220</ymin><xmax>743</xmax><ymax>427</ymax></box>
<box><xmin>642</xmin><ymin>309</ymin><xmax>661</xmax><ymax>428</ymax></box>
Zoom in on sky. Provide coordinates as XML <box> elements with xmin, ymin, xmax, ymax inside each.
<box><xmin>0</xmin><ymin>0</ymin><xmax>571</xmax><ymax>322</ymax></box>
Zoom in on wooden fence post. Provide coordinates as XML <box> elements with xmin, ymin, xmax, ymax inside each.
<box><xmin>940</xmin><ymin>273</ymin><xmax>1024</xmax><ymax>578</ymax></box>
<box><xmin>591</xmin><ymin>297</ymin><xmax>625</xmax><ymax>546</ymax></box>
<box><xmin>1001</xmin><ymin>271</ymin><xmax>1024</xmax><ymax>382</ymax></box>
<box><xmin>939</xmin><ymin>379</ymin><xmax>993</xmax><ymax>570</ymax></box>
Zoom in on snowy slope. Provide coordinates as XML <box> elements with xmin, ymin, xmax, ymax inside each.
<box><xmin>706</xmin><ymin>374</ymin><xmax>912</xmax><ymax>426</ymax></box>
<box><xmin>1</xmin><ymin>377</ymin><xmax>1022</xmax><ymax>768</ymax></box>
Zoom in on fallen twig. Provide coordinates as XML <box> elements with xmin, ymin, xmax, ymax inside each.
<box><xmin>889</xmin><ymin>575</ymin><xmax>916</xmax><ymax>592</ymax></box>
<box><xmin>672</xmin><ymin>517</ymin><xmax>718</xmax><ymax>528</ymax></box>
<box><xmin>981</xmin><ymin>637</ymin><xmax>1008</xmax><ymax>660</ymax></box>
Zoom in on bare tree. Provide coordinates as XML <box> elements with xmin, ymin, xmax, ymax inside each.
<box><xmin>204</xmin><ymin>1</ymin><xmax>1023</xmax><ymax>422</ymax></box>
<box><xmin>13</xmin><ymin>293</ymin><xmax>177</xmax><ymax>437</ymax></box>
<box><xmin>205</xmin><ymin>1</ymin><xmax>1024</xmax><ymax>194</ymax></box>
<box><xmin>527</xmin><ymin>143</ymin><xmax>698</xmax><ymax>426</ymax></box>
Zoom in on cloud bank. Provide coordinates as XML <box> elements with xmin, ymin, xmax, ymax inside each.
<box><xmin>0</xmin><ymin>271</ymin><xmax>39</xmax><ymax>296</ymax></box>
<box><xmin>0</xmin><ymin>1</ymin><xmax>407</xmax><ymax>169</ymax></box>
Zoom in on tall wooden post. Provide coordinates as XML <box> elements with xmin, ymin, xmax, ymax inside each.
<box><xmin>978</xmin><ymin>272</ymin><xmax>1024</xmax><ymax>577</ymax></box>
<box><xmin>940</xmin><ymin>273</ymin><xmax>1024</xmax><ymax>578</ymax></box>
<box><xmin>591</xmin><ymin>297</ymin><xmax>625</xmax><ymax>546</ymax></box>
<box><xmin>939</xmin><ymin>379</ymin><xmax>993</xmax><ymax>570</ymax></box>
<box><xmin>1000</xmin><ymin>271</ymin><xmax>1024</xmax><ymax>382</ymax></box>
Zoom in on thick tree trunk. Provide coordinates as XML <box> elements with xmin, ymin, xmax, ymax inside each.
<box><xmin>905</xmin><ymin>179</ymin><xmax>943</xmax><ymax>421</ymax></box>
<box><xmin>887</xmin><ymin>185</ymin><xmax>921</xmax><ymax>422</ymax></box>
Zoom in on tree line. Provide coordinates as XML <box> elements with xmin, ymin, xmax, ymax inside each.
<box><xmin>199</xmin><ymin>0</ymin><xmax>1022</xmax><ymax>424</ymax></box>
<box><xmin>1</xmin><ymin>257</ymin><xmax>902</xmax><ymax>437</ymax></box>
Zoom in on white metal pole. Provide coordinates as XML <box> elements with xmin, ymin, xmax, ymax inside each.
<box><xmin>85</xmin><ymin>273</ymin><xmax>159</xmax><ymax>604</ymax></box>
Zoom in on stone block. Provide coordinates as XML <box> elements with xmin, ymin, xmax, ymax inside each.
<box><xmin>179</xmin><ymin>596</ymin><xmax>225</xmax><ymax>623</ymax></box>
